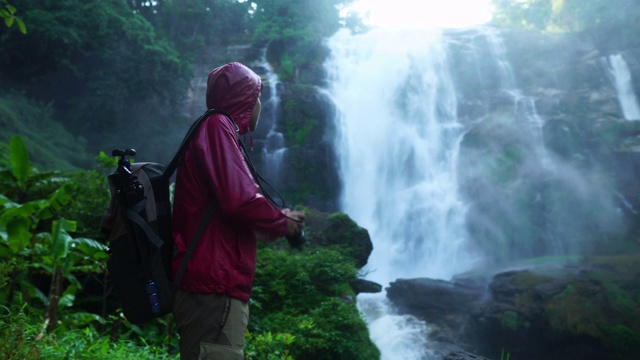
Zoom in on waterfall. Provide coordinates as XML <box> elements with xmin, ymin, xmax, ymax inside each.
<box><xmin>258</xmin><ymin>47</ymin><xmax>288</xmax><ymax>183</ymax></box>
<box><xmin>480</xmin><ymin>27</ymin><xmax>552</xmax><ymax>171</ymax></box>
<box><xmin>604</xmin><ymin>53</ymin><xmax>640</xmax><ymax>120</ymax></box>
<box><xmin>325</xmin><ymin>27</ymin><xmax>478</xmax><ymax>359</ymax></box>
<box><xmin>326</xmin><ymin>27</ymin><xmax>476</xmax><ymax>284</ymax></box>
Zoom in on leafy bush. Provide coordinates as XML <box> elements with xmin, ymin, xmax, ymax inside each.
<box><xmin>0</xmin><ymin>137</ymin><xmax>108</xmax><ymax>334</ymax></box>
<box><xmin>251</xmin><ymin>246</ymin><xmax>380</xmax><ymax>359</ymax></box>
<box><xmin>245</xmin><ymin>331</ymin><xmax>295</xmax><ymax>360</ymax></box>
<box><xmin>0</xmin><ymin>304</ymin><xmax>179</xmax><ymax>360</ymax></box>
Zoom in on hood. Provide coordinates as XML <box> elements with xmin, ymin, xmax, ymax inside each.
<box><xmin>206</xmin><ymin>62</ymin><xmax>262</xmax><ymax>135</ymax></box>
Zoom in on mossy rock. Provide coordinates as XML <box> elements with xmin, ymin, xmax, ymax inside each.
<box><xmin>482</xmin><ymin>253</ymin><xmax>640</xmax><ymax>358</ymax></box>
<box><xmin>304</xmin><ymin>209</ymin><xmax>373</xmax><ymax>268</ymax></box>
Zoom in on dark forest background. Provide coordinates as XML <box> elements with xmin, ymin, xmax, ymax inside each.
<box><xmin>0</xmin><ymin>0</ymin><xmax>359</xmax><ymax>171</ymax></box>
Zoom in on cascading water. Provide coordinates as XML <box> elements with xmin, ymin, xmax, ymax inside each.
<box><xmin>603</xmin><ymin>53</ymin><xmax>640</xmax><ymax>120</ymax></box>
<box><xmin>325</xmin><ymin>23</ymin><xmax>623</xmax><ymax>358</ymax></box>
<box><xmin>327</xmin><ymin>27</ymin><xmax>476</xmax><ymax>284</ymax></box>
<box><xmin>258</xmin><ymin>47</ymin><xmax>288</xmax><ymax>183</ymax></box>
<box><xmin>480</xmin><ymin>27</ymin><xmax>552</xmax><ymax>171</ymax></box>
<box><xmin>325</xmin><ymin>27</ymin><xmax>478</xmax><ymax>359</ymax></box>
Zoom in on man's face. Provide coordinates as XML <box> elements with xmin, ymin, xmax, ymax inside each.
<box><xmin>250</xmin><ymin>97</ymin><xmax>262</xmax><ymax>131</ymax></box>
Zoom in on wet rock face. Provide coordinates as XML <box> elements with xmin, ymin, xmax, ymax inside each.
<box><xmin>386</xmin><ymin>278</ymin><xmax>485</xmax><ymax>319</ymax></box>
<box><xmin>448</xmin><ymin>26</ymin><xmax>640</xmax><ymax>264</ymax></box>
<box><xmin>386</xmin><ymin>255</ymin><xmax>640</xmax><ymax>360</ymax></box>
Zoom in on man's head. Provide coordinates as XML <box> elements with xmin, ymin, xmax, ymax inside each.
<box><xmin>206</xmin><ymin>62</ymin><xmax>262</xmax><ymax>134</ymax></box>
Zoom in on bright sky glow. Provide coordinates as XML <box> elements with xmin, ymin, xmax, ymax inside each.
<box><xmin>344</xmin><ymin>0</ymin><xmax>494</xmax><ymax>29</ymax></box>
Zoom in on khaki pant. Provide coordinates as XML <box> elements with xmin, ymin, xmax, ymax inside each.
<box><xmin>173</xmin><ymin>290</ymin><xmax>249</xmax><ymax>360</ymax></box>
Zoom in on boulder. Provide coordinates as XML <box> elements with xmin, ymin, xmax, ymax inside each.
<box><xmin>306</xmin><ymin>210</ymin><xmax>374</xmax><ymax>269</ymax></box>
<box><xmin>386</xmin><ymin>255</ymin><xmax>640</xmax><ymax>360</ymax></box>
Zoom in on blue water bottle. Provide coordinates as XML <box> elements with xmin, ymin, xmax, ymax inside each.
<box><xmin>145</xmin><ymin>280</ymin><xmax>161</xmax><ymax>314</ymax></box>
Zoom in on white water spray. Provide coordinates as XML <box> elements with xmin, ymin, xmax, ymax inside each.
<box><xmin>326</xmin><ymin>27</ymin><xmax>475</xmax><ymax>283</ymax></box>
<box><xmin>604</xmin><ymin>53</ymin><xmax>640</xmax><ymax>120</ymax></box>
<box><xmin>258</xmin><ymin>46</ymin><xmax>288</xmax><ymax>182</ymax></box>
<box><xmin>325</xmin><ymin>27</ymin><xmax>478</xmax><ymax>359</ymax></box>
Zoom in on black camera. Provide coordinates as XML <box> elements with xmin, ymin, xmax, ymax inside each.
<box><xmin>286</xmin><ymin>230</ymin><xmax>306</xmax><ymax>248</ymax></box>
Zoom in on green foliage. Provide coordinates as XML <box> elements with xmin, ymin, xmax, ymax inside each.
<box><xmin>245</xmin><ymin>331</ymin><xmax>295</xmax><ymax>360</ymax></box>
<box><xmin>251</xmin><ymin>246</ymin><xmax>379</xmax><ymax>359</ymax></box>
<box><xmin>603</xmin><ymin>324</ymin><xmax>640</xmax><ymax>356</ymax></box>
<box><xmin>0</xmin><ymin>0</ymin><xmax>26</xmax><ymax>34</ymax></box>
<box><xmin>0</xmin><ymin>0</ymin><xmax>193</xmax><ymax>160</ymax></box>
<box><xmin>251</xmin><ymin>0</ymin><xmax>352</xmax><ymax>81</ymax></box>
<box><xmin>316</xmin><ymin>212</ymin><xmax>372</xmax><ymax>268</ymax></box>
<box><xmin>0</xmin><ymin>136</ymin><xmax>108</xmax><ymax>239</ymax></box>
<box><xmin>279</xmin><ymin>55</ymin><xmax>295</xmax><ymax>82</ymax></box>
<box><xmin>0</xmin><ymin>304</ymin><xmax>179</xmax><ymax>359</ymax></box>
<box><xmin>96</xmin><ymin>151</ymin><xmax>119</xmax><ymax>171</ymax></box>
<box><xmin>491</xmin><ymin>0</ymin><xmax>553</xmax><ymax>31</ymax></box>
<box><xmin>0</xmin><ymin>304</ymin><xmax>41</xmax><ymax>358</ymax></box>
<box><xmin>252</xmin><ymin>247</ymin><xmax>355</xmax><ymax>316</ymax></box>
<box><xmin>60</xmin><ymin>169</ymin><xmax>111</xmax><ymax>239</ymax></box>
<box><xmin>0</xmin><ymin>92</ymin><xmax>91</xmax><ymax>171</ymax></box>
<box><xmin>491</xmin><ymin>0</ymin><xmax>640</xmax><ymax>48</ymax></box>
<box><xmin>130</xmin><ymin>0</ymin><xmax>254</xmax><ymax>59</ymax></box>
<box><xmin>252</xmin><ymin>0</ymin><xmax>346</xmax><ymax>44</ymax></box>
<box><xmin>0</xmin><ymin>137</ymin><xmax>108</xmax><ymax>337</ymax></box>
<box><xmin>9</xmin><ymin>135</ymin><xmax>30</xmax><ymax>188</ymax></box>
<box><xmin>500</xmin><ymin>348</ymin><xmax>511</xmax><ymax>360</ymax></box>
<box><xmin>283</xmin><ymin>111</ymin><xmax>318</xmax><ymax>149</ymax></box>
<box><xmin>260</xmin><ymin>298</ymin><xmax>379</xmax><ymax>360</ymax></box>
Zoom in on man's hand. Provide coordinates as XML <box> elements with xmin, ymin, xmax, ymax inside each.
<box><xmin>283</xmin><ymin>208</ymin><xmax>306</xmax><ymax>238</ymax></box>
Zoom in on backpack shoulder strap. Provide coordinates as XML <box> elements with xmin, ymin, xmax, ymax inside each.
<box><xmin>166</xmin><ymin>108</ymin><xmax>234</xmax><ymax>288</ymax></box>
<box><xmin>173</xmin><ymin>201</ymin><xmax>215</xmax><ymax>287</ymax></box>
<box><xmin>163</xmin><ymin>108</ymin><xmax>234</xmax><ymax>179</ymax></box>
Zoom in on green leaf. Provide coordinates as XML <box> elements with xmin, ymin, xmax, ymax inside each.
<box><xmin>37</xmin><ymin>182</ymin><xmax>78</xmax><ymax>220</ymax></box>
<box><xmin>1</xmin><ymin>201</ymin><xmax>40</xmax><ymax>224</ymax></box>
<box><xmin>96</xmin><ymin>151</ymin><xmax>118</xmax><ymax>169</ymax></box>
<box><xmin>3</xmin><ymin>15</ymin><xmax>12</xmax><ymax>28</ymax></box>
<box><xmin>0</xmin><ymin>243</ymin><xmax>10</xmax><ymax>257</ymax></box>
<box><xmin>9</xmin><ymin>137</ymin><xmax>31</xmax><ymax>188</ymax></box>
<box><xmin>0</xmin><ymin>194</ymin><xmax>13</xmax><ymax>207</ymax></box>
<box><xmin>0</xmin><ymin>9</ymin><xmax>11</xmax><ymax>17</ymax></box>
<box><xmin>59</xmin><ymin>284</ymin><xmax>77</xmax><ymax>308</ymax></box>
<box><xmin>0</xmin><ymin>201</ymin><xmax>41</xmax><ymax>251</ymax></box>
<box><xmin>6</xmin><ymin>5</ymin><xmax>16</xmax><ymax>14</ymax></box>
<box><xmin>64</xmin><ymin>312</ymin><xmax>106</xmax><ymax>327</ymax></box>
<box><xmin>6</xmin><ymin>216</ymin><xmax>31</xmax><ymax>251</ymax></box>
<box><xmin>20</xmin><ymin>280</ymin><xmax>48</xmax><ymax>305</ymax></box>
<box><xmin>15</xmin><ymin>16</ymin><xmax>25</xmax><ymax>34</ymax></box>
<box><xmin>51</xmin><ymin>219</ymin><xmax>76</xmax><ymax>260</ymax></box>
<box><xmin>73</xmin><ymin>237</ymin><xmax>108</xmax><ymax>259</ymax></box>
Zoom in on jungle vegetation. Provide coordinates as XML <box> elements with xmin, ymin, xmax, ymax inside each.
<box><xmin>0</xmin><ymin>1</ymin><xmax>381</xmax><ymax>359</ymax></box>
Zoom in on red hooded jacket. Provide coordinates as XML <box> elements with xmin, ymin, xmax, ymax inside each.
<box><xmin>171</xmin><ymin>62</ymin><xmax>288</xmax><ymax>301</ymax></box>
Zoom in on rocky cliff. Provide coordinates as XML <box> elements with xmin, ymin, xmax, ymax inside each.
<box><xmin>386</xmin><ymin>28</ymin><xmax>640</xmax><ymax>360</ymax></box>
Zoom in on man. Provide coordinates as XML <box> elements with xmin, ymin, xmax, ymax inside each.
<box><xmin>171</xmin><ymin>62</ymin><xmax>305</xmax><ymax>359</ymax></box>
